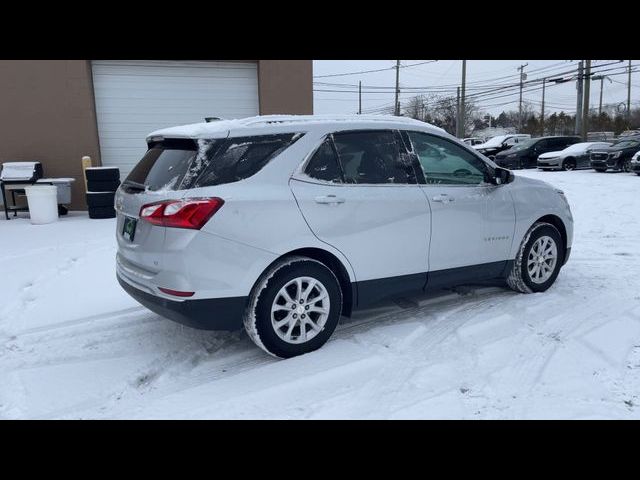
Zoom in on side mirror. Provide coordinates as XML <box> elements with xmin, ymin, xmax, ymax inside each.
<box><xmin>493</xmin><ymin>167</ymin><xmax>514</xmax><ymax>185</ymax></box>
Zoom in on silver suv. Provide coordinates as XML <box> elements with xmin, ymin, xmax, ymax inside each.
<box><xmin>115</xmin><ymin>115</ymin><xmax>574</xmax><ymax>358</ymax></box>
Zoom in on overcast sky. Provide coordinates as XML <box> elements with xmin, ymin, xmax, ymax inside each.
<box><xmin>312</xmin><ymin>60</ymin><xmax>639</xmax><ymax>117</ymax></box>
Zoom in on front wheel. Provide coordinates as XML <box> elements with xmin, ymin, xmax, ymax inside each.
<box><xmin>507</xmin><ymin>222</ymin><xmax>565</xmax><ymax>294</ymax></box>
<box><xmin>563</xmin><ymin>158</ymin><xmax>576</xmax><ymax>171</ymax></box>
<box><xmin>621</xmin><ymin>160</ymin><xmax>631</xmax><ymax>172</ymax></box>
<box><xmin>244</xmin><ymin>256</ymin><xmax>343</xmax><ymax>358</ymax></box>
<box><xmin>594</xmin><ymin>168</ymin><xmax>607</xmax><ymax>172</ymax></box>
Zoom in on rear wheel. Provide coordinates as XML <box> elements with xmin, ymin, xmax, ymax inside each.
<box><xmin>244</xmin><ymin>256</ymin><xmax>342</xmax><ymax>358</ymax></box>
<box><xmin>563</xmin><ymin>158</ymin><xmax>576</xmax><ymax>171</ymax></box>
<box><xmin>594</xmin><ymin>168</ymin><xmax>607</xmax><ymax>172</ymax></box>
<box><xmin>507</xmin><ymin>222</ymin><xmax>565</xmax><ymax>294</ymax></box>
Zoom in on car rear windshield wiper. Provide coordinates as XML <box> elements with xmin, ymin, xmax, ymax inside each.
<box><xmin>122</xmin><ymin>180</ymin><xmax>147</xmax><ymax>192</ymax></box>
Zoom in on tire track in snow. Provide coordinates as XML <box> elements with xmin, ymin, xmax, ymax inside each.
<box><xmin>39</xmin><ymin>286</ymin><xmax>515</xmax><ymax>419</ymax></box>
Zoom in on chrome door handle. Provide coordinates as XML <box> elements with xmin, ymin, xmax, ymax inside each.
<box><xmin>315</xmin><ymin>195</ymin><xmax>345</xmax><ymax>204</ymax></box>
<box><xmin>432</xmin><ymin>194</ymin><xmax>454</xmax><ymax>203</ymax></box>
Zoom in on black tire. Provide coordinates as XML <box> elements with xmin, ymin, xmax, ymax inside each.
<box><xmin>563</xmin><ymin>158</ymin><xmax>576</xmax><ymax>171</ymax></box>
<box><xmin>87</xmin><ymin>180</ymin><xmax>121</xmax><ymax>192</ymax></box>
<box><xmin>244</xmin><ymin>256</ymin><xmax>343</xmax><ymax>358</ymax></box>
<box><xmin>636</xmin><ymin>172</ymin><xmax>640</xmax><ymax>176</ymax></box>
<box><xmin>88</xmin><ymin>206</ymin><xmax>116</xmax><ymax>219</ymax></box>
<box><xmin>85</xmin><ymin>168</ymin><xmax>120</xmax><ymax>182</ymax></box>
<box><xmin>507</xmin><ymin>222</ymin><xmax>565</xmax><ymax>294</ymax></box>
<box><xmin>621</xmin><ymin>160</ymin><xmax>631</xmax><ymax>173</ymax></box>
<box><xmin>86</xmin><ymin>191</ymin><xmax>115</xmax><ymax>208</ymax></box>
<box><xmin>594</xmin><ymin>168</ymin><xmax>607</xmax><ymax>173</ymax></box>
<box><xmin>58</xmin><ymin>205</ymin><xmax>68</xmax><ymax>216</ymax></box>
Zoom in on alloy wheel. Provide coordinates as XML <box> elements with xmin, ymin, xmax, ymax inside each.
<box><xmin>270</xmin><ymin>276</ymin><xmax>330</xmax><ymax>344</ymax></box>
<box><xmin>527</xmin><ymin>236</ymin><xmax>558</xmax><ymax>284</ymax></box>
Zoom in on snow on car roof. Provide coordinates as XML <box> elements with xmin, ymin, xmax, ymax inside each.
<box><xmin>147</xmin><ymin>114</ymin><xmax>446</xmax><ymax>141</ymax></box>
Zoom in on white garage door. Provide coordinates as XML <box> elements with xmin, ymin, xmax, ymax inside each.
<box><xmin>91</xmin><ymin>60</ymin><xmax>259</xmax><ymax>180</ymax></box>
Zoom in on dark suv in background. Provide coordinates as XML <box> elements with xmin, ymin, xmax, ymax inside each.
<box><xmin>494</xmin><ymin>136</ymin><xmax>581</xmax><ymax>169</ymax></box>
<box><xmin>589</xmin><ymin>137</ymin><xmax>640</xmax><ymax>172</ymax></box>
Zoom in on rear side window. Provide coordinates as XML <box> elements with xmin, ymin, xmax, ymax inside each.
<box><xmin>332</xmin><ymin>130</ymin><xmax>417</xmax><ymax>184</ymax></box>
<box><xmin>125</xmin><ymin>134</ymin><xmax>302</xmax><ymax>191</ymax></box>
<box><xmin>193</xmin><ymin>133</ymin><xmax>301</xmax><ymax>188</ymax></box>
<box><xmin>552</xmin><ymin>138</ymin><xmax>573</xmax><ymax>148</ymax></box>
<box><xmin>305</xmin><ymin>138</ymin><xmax>343</xmax><ymax>183</ymax></box>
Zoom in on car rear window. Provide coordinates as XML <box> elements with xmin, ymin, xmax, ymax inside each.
<box><xmin>124</xmin><ymin>133</ymin><xmax>303</xmax><ymax>192</ymax></box>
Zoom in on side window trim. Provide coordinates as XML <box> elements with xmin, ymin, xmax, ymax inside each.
<box><xmin>327</xmin><ymin>134</ymin><xmax>346</xmax><ymax>183</ymax></box>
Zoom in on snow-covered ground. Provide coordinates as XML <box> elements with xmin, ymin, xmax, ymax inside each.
<box><xmin>1</xmin><ymin>169</ymin><xmax>639</xmax><ymax>419</ymax></box>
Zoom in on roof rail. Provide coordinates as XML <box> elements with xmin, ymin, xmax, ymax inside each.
<box><xmin>240</xmin><ymin>114</ymin><xmax>429</xmax><ymax>127</ymax></box>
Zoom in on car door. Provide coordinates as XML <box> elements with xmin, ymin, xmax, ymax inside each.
<box><xmin>290</xmin><ymin>129</ymin><xmax>431</xmax><ymax>305</ymax></box>
<box><xmin>527</xmin><ymin>139</ymin><xmax>549</xmax><ymax>168</ymax></box>
<box><xmin>403</xmin><ymin>131</ymin><xmax>516</xmax><ymax>288</ymax></box>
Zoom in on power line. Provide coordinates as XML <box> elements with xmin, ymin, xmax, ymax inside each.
<box><xmin>313</xmin><ymin>60</ymin><xmax>438</xmax><ymax>78</ymax></box>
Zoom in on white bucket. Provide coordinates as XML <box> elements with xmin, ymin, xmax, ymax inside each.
<box><xmin>25</xmin><ymin>185</ymin><xmax>59</xmax><ymax>225</ymax></box>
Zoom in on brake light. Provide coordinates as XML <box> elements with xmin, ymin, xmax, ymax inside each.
<box><xmin>139</xmin><ymin>197</ymin><xmax>224</xmax><ymax>229</ymax></box>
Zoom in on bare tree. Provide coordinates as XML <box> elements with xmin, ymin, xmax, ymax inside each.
<box><xmin>402</xmin><ymin>93</ymin><xmax>480</xmax><ymax>136</ymax></box>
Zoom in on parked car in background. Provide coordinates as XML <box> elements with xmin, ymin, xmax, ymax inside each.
<box><xmin>494</xmin><ymin>136</ymin><xmax>581</xmax><ymax>169</ymax></box>
<box><xmin>537</xmin><ymin>142</ymin><xmax>612</xmax><ymax>171</ymax></box>
<box><xmin>630</xmin><ymin>151</ymin><xmax>640</xmax><ymax>175</ymax></box>
<box><xmin>473</xmin><ymin>134</ymin><xmax>531</xmax><ymax>159</ymax></box>
<box><xmin>114</xmin><ymin>115</ymin><xmax>574</xmax><ymax>358</ymax></box>
<box><xmin>618</xmin><ymin>129</ymin><xmax>640</xmax><ymax>138</ymax></box>
<box><xmin>589</xmin><ymin>137</ymin><xmax>640</xmax><ymax>172</ymax></box>
<box><xmin>587</xmin><ymin>131</ymin><xmax>615</xmax><ymax>142</ymax></box>
<box><xmin>463</xmin><ymin>137</ymin><xmax>484</xmax><ymax>146</ymax></box>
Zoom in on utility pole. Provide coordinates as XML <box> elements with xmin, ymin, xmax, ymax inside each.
<box><xmin>394</xmin><ymin>60</ymin><xmax>401</xmax><ymax>116</ymax></box>
<box><xmin>575</xmin><ymin>61</ymin><xmax>583</xmax><ymax>135</ymax></box>
<box><xmin>358</xmin><ymin>81</ymin><xmax>362</xmax><ymax>114</ymax></box>
<box><xmin>456</xmin><ymin>87</ymin><xmax>461</xmax><ymax>137</ymax></box>
<box><xmin>518</xmin><ymin>63</ymin><xmax>528</xmax><ymax>131</ymax></box>
<box><xmin>541</xmin><ymin>77</ymin><xmax>546</xmax><ymax>136</ymax></box>
<box><xmin>627</xmin><ymin>59</ymin><xmax>632</xmax><ymax>126</ymax></box>
<box><xmin>582</xmin><ymin>60</ymin><xmax>591</xmax><ymax>141</ymax></box>
<box><xmin>457</xmin><ymin>60</ymin><xmax>467</xmax><ymax>138</ymax></box>
<box><xmin>598</xmin><ymin>76</ymin><xmax>603</xmax><ymax>116</ymax></box>
<box><xmin>591</xmin><ymin>75</ymin><xmax>611</xmax><ymax>116</ymax></box>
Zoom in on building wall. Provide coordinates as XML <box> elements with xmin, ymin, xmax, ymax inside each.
<box><xmin>0</xmin><ymin>60</ymin><xmax>101</xmax><ymax>211</ymax></box>
<box><xmin>0</xmin><ymin>60</ymin><xmax>313</xmax><ymax>210</ymax></box>
<box><xmin>258</xmin><ymin>60</ymin><xmax>313</xmax><ymax>115</ymax></box>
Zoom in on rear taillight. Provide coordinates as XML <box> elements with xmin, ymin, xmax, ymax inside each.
<box><xmin>158</xmin><ymin>287</ymin><xmax>195</xmax><ymax>297</ymax></box>
<box><xmin>139</xmin><ymin>197</ymin><xmax>224</xmax><ymax>230</ymax></box>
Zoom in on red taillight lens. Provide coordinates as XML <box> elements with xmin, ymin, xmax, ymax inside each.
<box><xmin>158</xmin><ymin>287</ymin><xmax>195</xmax><ymax>297</ymax></box>
<box><xmin>139</xmin><ymin>197</ymin><xmax>224</xmax><ymax>230</ymax></box>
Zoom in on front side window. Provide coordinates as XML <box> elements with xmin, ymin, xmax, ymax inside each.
<box><xmin>406</xmin><ymin>131</ymin><xmax>490</xmax><ymax>185</ymax></box>
<box><xmin>332</xmin><ymin>130</ymin><xmax>417</xmax><ymax>184</ymax></box>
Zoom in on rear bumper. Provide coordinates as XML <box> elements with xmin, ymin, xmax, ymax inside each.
<box><xmin>117</xmin><ymin>272</ymin><xmax>247</xmax><ymax>331</ymax></box>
